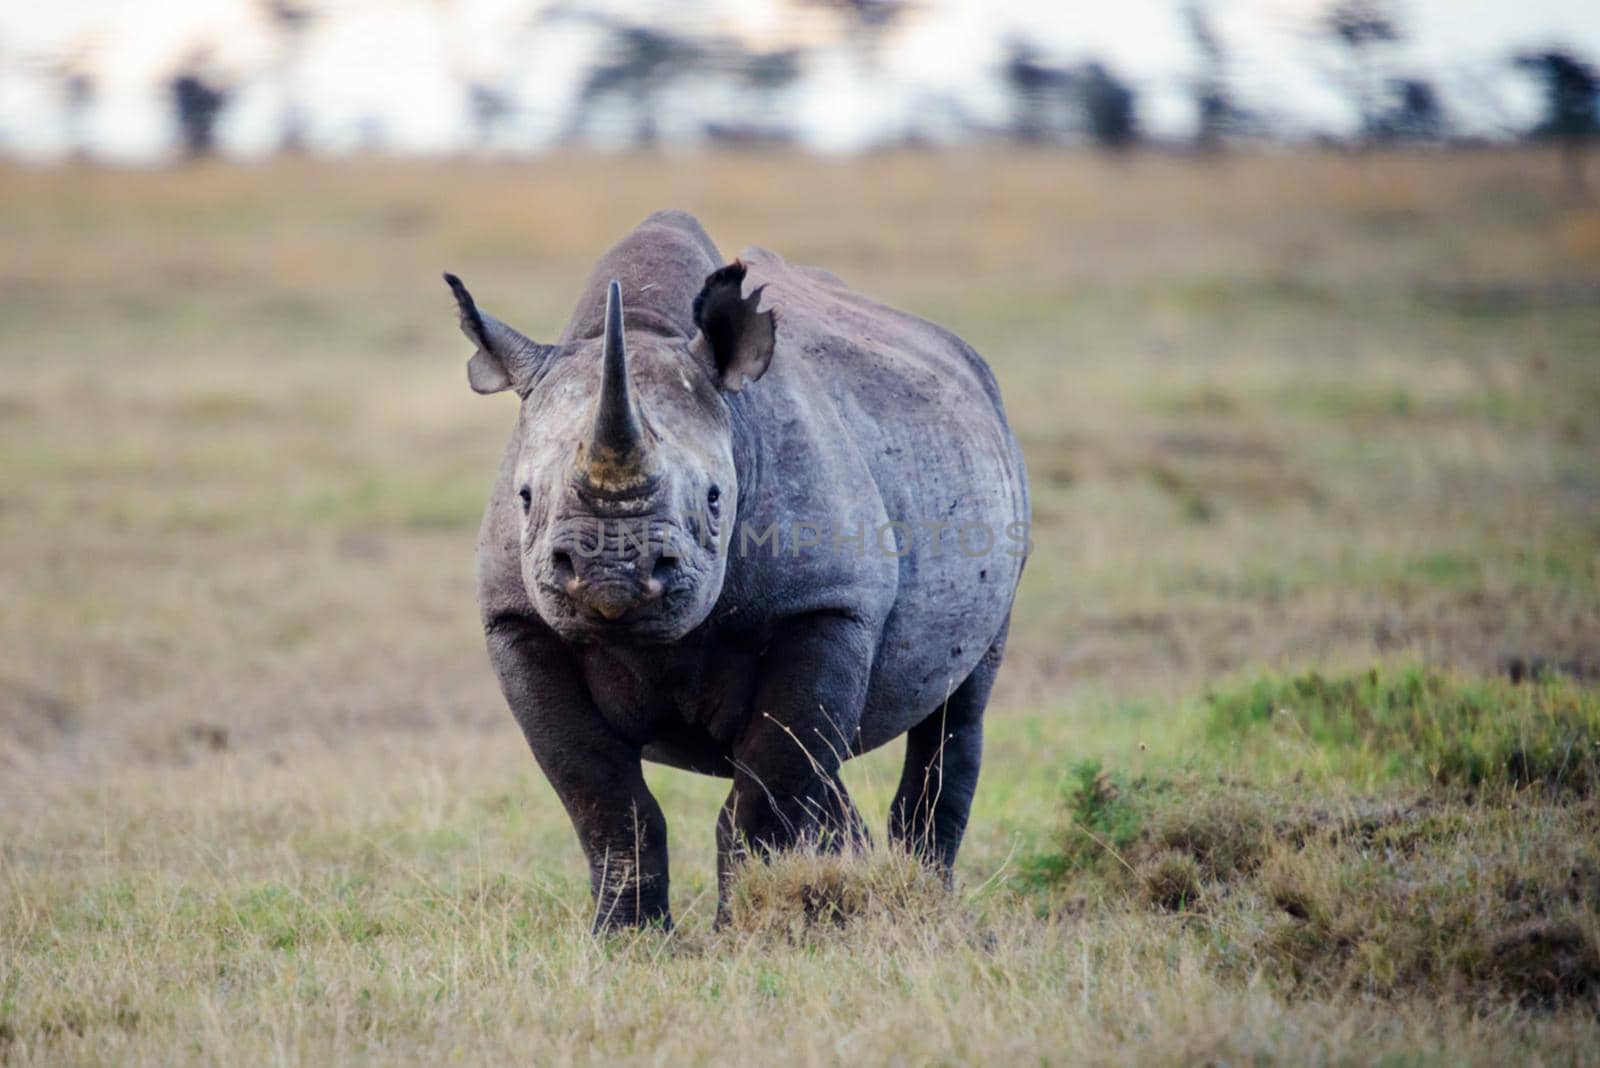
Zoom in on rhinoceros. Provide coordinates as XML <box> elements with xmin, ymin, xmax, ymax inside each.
<box><xmin>446</xmin><ymin>210</ymin><xmax>1028</xmax><ymax>929</ymax></box>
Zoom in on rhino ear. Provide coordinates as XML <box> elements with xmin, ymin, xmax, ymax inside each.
<box><xmin>689</xmin><ymin>261</ymin><xmax>775</xmax><ymax>392</ymax></box>
<box><xmin>443</xmin><ymin>273</ymin><xmax>553</xmax><ymax>396</ymax></box>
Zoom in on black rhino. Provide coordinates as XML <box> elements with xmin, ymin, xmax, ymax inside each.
<box><xmin>446</xmin><ymin>210</ymin><xmax>1028</xmax><ymax>929</ymax></box>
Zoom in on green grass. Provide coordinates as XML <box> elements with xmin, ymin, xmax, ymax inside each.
<box><xmin>1205</xmin><ymin>667</ymin><xmax>1600</xmax><ymax>792</ymax></box>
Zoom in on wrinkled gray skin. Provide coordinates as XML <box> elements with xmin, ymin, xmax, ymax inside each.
<box><xmin>448</xmin><ymin>211</ymin><xmax>1028</xmax><ymax>930</ymax></box>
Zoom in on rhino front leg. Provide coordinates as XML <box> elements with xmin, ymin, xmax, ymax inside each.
<box><xmin>715</xmin><ymin>767</ymin><xmax>869</xmax><ymax>924</ymax></box>
<box><xmin>715</xmin><ymin>611</ymin><xmax>874</xmax><ymax>915</ymax></box>
<box><xmin>574</xmin><ymin>785</ymin><xmax>671</xmax><ymax>932</ymax></box>
<box><xmin>486</xmin><ymin>619</ymin><xmax>672</xmax><ymax>931</ymax></box>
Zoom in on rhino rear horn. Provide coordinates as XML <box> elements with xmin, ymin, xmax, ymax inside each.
<box><xmin>443</xmin><ymin>273</ymin><xmax>554</xmax><ymax>395</ymax></box>
<box><xmin>690</xmin><ymin>260</ymin><xmax>775</xmax><ymax>392</ymax></box>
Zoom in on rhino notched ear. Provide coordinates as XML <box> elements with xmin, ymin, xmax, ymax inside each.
<box><xmin>443</xmin><ymin>272</ymin><xmax>553</xmax><ymax>396</ymax></box>
<box><xmin>690</xmin><ymin>261</ymin><xmax>775</xmax><ymax>392</ymax></box>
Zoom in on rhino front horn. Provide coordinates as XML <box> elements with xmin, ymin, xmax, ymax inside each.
<box><xmin>584</xmin><ymin>280</ymin><xmax>654</xmax><ymax>491</ymax></box>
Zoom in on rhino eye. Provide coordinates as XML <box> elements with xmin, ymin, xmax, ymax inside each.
<box><xmin>518</xmin><ymin>486</ymin><xmax>532</xmax><ymax>513</ymax></box>
<box><xmin>706</xmin><ymin>484</ymin><xmax>721</xmax><ymax>516</ymax></box>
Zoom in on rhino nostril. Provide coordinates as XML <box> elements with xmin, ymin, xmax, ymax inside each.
<box><xmin>639</xmin><ymin>555</ymin><xmax>677</xmax><ymax>602</ymax></box>
<box><xmin>552</xmin><ymin>551</ymin><xmax>580</xmax><ymax>595</ymax></box>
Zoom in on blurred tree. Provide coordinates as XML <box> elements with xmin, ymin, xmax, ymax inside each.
<box><xmin>1080</xmin><ymin>62</ymin><xmax>1138</xmax><ymax>150</ymax></box>
<box><xmin>1374</xmin><ymin>77</ymin><xmax>1443</xmax><ymax>142</ymax></box>
<box><xmin>170</xmin><ymin>70</ymin><xmax>230</xmax><ymax>159</ymax></box>
<box><xmin>1003</xmin><ymin>40</ymin><xmax>1076</xmax><ymax>144</ymax></box>
<box><xmin>742</xmin><ymin>48</ymin><xmax>803</xmax><ymax>95</ymax></box>
<box><xmin>1320</xmin><ymin>0</ymin><xmax>1402</xmax><ymax>145</ymax></box>
<box><xmin>1514</xmin><ymin>50</ymin><xmax>1599</xmax><ymax>194</ymax></box>
<box><xmin>1183</xmin><ymin>2</ymin><xmax>1232</xmax><ymax>152</ymax></box>
<box><xmin>800</xmin><ymin>0</ymin><xmax>906</xmax><ymax>29</ymax></box>
<box><xmin>569</xmin><ymin>24</ymin><xmax>704</xmax><ymax>148</ymax></box>
<box><xmin>467</xmin><ymin>83</ymin><xmax>514</xmax><ymax>148</ymax></box>
<box><xmin>1002</xmin><ymin>43</ymin><xmax>1138</xmax><ymax>151</ymax></box>
<box><xmin>704</xmin><ymin>48</ymin><xmax>803</xmax><ymax>147</ymax></box>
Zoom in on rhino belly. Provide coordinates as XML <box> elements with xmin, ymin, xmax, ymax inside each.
<box><xmin>855</xmin><ymin>430</ymin><xmax>1027</xmax><ymax>752</ymax></box>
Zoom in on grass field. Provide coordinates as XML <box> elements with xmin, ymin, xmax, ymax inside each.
<box><xmin>2</xmin><ymin>149</ymin><xmax>1598</xmax><ymax>1064</ymax></box>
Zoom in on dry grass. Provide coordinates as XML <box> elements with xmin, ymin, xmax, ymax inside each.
<box><xmin>2</xmin><ymin>148</ymin><xmax>1599</xmax><ymax>1063</ymax></box>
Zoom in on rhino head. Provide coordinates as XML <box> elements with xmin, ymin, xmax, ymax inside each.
<box><xmin>445</xmin><ymin>266</ymin><xmax>774</xmax><ymax>643</ymax></box>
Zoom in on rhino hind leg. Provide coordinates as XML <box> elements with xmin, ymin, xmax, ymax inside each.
<box><xmin>888</xmin><ymin>617</ymin><xmax>1009</xmax><ymax>878</ymax></box>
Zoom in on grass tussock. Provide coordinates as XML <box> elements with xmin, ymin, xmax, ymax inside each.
<box><xmin>1039</xmin><ymin>776</ymin><xmax>1600</xmax><ymax>1007</ymax></box>
<box><xmin>1258</xmin><ymin>799</ymin><xmax>1600</xmax><ymax>1006</ymax></box>
<box><xmin>721</xmin><ymin>843</ymin><xmax>963</xmax><ymax>946</ymax></box>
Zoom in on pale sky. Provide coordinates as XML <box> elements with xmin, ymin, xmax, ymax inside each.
<box><xmin>0</xmin><ymin>0</ymin><xmax>1595</xmax><ymax>161</ymax></box>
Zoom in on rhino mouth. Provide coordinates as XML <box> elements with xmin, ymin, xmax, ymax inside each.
<box><xmin>533</xmin><ymin>536</ymin><xmax>710</xmax><ymax>644</ymax></box>
<box><xmin>550</xmin><ymin>602</ymin><xmax>696</xmax><ymax>644</ymax></box>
